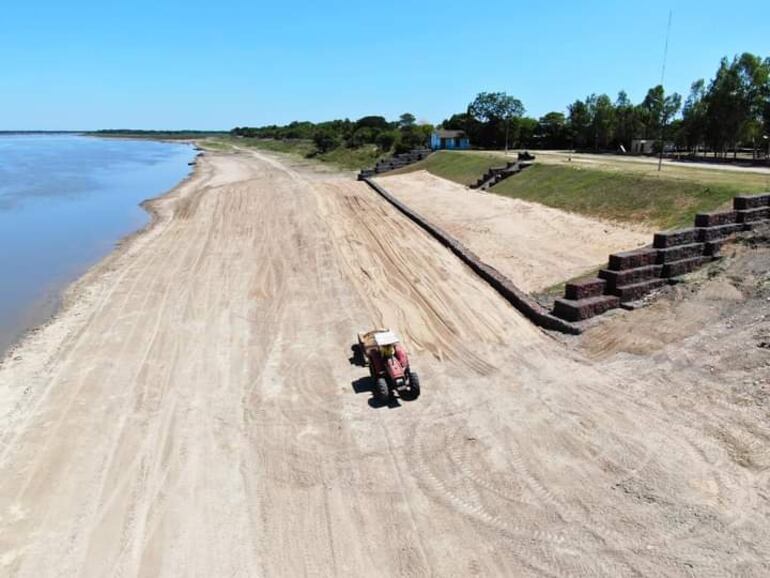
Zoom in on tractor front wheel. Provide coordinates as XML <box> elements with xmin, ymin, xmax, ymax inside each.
<box><xmin>374</xmin><ymin>377</ymin><xmax>390</xmax><ymax>404</ymax></box>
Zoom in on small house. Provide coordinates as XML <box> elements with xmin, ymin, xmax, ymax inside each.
<box><xmin>630</xmin><ymin>139</ymin><xmax>655</xmax><ymax>154</ymax></box>
<box><xmin>430</xmin><ymin>129</ymin><xmax>470</xmax><ymax>151</ymax></box>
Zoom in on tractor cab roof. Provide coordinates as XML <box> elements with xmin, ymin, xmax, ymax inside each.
<box><xmin>374</xmin><ymin>330</ymin><xmax>400</xmax><ymax>347</ymax></box>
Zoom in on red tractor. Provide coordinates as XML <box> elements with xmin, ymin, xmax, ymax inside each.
<box><xmin>352</xmin><ymin>329</ymin><xmax>421</xmax><ymax>403</ymax></box>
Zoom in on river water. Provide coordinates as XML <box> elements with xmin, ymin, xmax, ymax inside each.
<box><xmin>0</xmin><ymin>134</ymin><xmax>196</xmax><ymax>355</ymax></box>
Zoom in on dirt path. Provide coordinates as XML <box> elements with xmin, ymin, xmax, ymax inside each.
<box><xmin>376</xmin><ymin>170</ymin><xmax>650</xmax><ymax>292</ymax></box>
<box><xmin>533</xmin><ymin>150</ymin><xmax>770</xmax><ymax>176</ymax></box>
<box><xmin>0</xmin><ymin>150</ymin><xmax>767</xmax><ymax>576</ymax></box>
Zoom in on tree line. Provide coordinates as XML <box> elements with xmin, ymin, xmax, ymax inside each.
<box><xmin>443</xmin><ymin>52</ymin><xmax>769</xmax><ymax>158</ymax></box>
<box><xmin>231</xmin><ymin>114</ymin><xmax>432</xmax><ymax>156</ymax></box>
<box><xmin>232</xmin><ymin>52</ymin><xmax>769</xmax><ymax>159</ymax></box>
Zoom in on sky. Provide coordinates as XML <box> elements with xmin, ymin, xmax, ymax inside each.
<box><xmin>1</xmin><ymin>0</ymin><xmax>768</xmax><ymax>131</ymax></box>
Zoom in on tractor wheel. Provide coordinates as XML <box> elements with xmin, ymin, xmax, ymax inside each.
<box><xmin>351</xmin><ymin>343</ymin><xmax>366</xmax><ymax>367</ymax></box>
<box><xmin>374</xmin><ymin>377</ymin><xmax>390</xmax><ymax>404</ymax></box>
<box><xmin>405</xmin><ymin>371</ymin><xmax>421</xmax><ymax>400</ymax></box>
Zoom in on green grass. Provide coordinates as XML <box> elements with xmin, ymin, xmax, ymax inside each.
<box><xmin>389</xmin><ymin>150</ymin><xmax>509</xmax><ymax>186</ymax></box>
<box><xmin>493</xmin><ymin>164</ymin><xmax>749</xmax><ymax>229</ymax></box>
<box><xmin>397</xmin><ymin>150</ymin><xmax>768</xmax><ymax>229</ymax></box>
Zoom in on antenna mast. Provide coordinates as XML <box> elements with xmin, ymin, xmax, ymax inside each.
<box><xmin>657</xmin><ymin>9</ymin><xmax>673</xmax><ymax>172</ymax></box>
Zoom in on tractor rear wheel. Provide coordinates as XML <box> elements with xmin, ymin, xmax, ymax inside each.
<box><xmin>405</xmin><ymin>371</ymin><xmax>421</xmax><ymax>400</ymax></box>
<box><xmin>374</xmin><ymin>378</ymin><xmax>390</xmax><ymax>404</ymax></box>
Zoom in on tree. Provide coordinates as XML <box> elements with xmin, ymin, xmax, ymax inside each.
<box><xmin>764</xmin><ymin>100</ymin><xmax>770</xmax><ymax>161</ymax></box>
<box><xmin>354</xmin><ymin>116</ymin><xmax>390</xmax><ymax>131</ymax></box>
<box><xmin>681</xmin><ymin>79</ymin><xmax>708</xmax><ymax>154</ymax></box>
<box><xmin>516</xmin><ymin>117</ymin><xmax>539</xmax><ymax>148</ymax></box>
<box><xmin>765</xmin><ymin>100</ymin><xmax>770</xmax><ymax>136</ymax></box>
<box><xmin>638</xmin><ymin>84</ymin><xmax>681</xmax><ymax>168</ymax></box>
<box><xmin>640</xmin><ymin>85</ymin><xmax>681</xmax><ymax>142</ymax></box>
<box><xmin>589</xmin><ymin>94</ymin><xmax>616</xmax><ymax>150</ymax></box>
<box><xmin>613</xmin><ymin>91</ymin><xmax>638</xmax><ymax>150</ymax></box>
<box><xmin>375</xmin><ymin>130</ymin><xmax>399</xmax><ymax>152</ymax></box>
<box><xmin>735</xmin><ymin>53</ymin><xmax>770</xmax><ymax>158</ymax></box>
<box><xmin>397</xmin><ymin>123</ymin><xmax>432</xmax><ymax>153</ymax></box>
<box><xmin>567</xmin><ymin>99</ymin><xmax>591</xmax><ymax>149</ymax></box>
<box><xmin>537</xmin><ymin>112</ymin><xmax>567</xmax><ymax>149</ymax></box>
<box><xmin>703</xmin><ymin>54</ymin><xmax>770</xmax><ymax>157</ymax></box>
<box><xmin>398</xmin><ymin>113</ymin><xmax>416</xmax><ymax>128</ymax></box>
<box><xmin>468</xmin><ymin>92</ymin><xmax>525</xmax><ymax>150</ymax></box>
<box><xmin>639</xmin><ymin>86</ymin><xmax>664</xmax><ymax>139</ymax></box>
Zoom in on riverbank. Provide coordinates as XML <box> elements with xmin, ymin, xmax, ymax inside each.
<box><xmin>0</xmin><ymin>135</ymin><xmax>196</xmax><ymax>356</ymax></box>
<box><xmin>1</xmin><ymin>150</ymin><xmax>203</xmax><ymax>364</ymax></box>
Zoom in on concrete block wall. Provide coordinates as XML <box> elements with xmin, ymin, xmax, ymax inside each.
<box><xmin>357</xmin><ymin>149</ymin><xmax>431</xmax><ymax>180</ymax></box>
<box><xmin>362</xmin><ymin>178</ymin><xmax>582</xmax><ymax>335</ymax></box>
<box><xmin>552</xmin><ymin>193</ymin><xmax>770</xmax><ymax>322</ymax></box>
<box><xmin>470</xmin><ymin>156</ymin><xmax>535</xmax><ymax>191</ymax></box>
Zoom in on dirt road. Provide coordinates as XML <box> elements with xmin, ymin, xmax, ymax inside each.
<box><xmin>0</xmin><ymin>150</ymin><xmax>767</xmax><ymax>576</ymax></box>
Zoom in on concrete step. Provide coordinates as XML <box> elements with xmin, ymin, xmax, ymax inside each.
<box><xmin>734</xmin><ymin>194</ymin><xmax>770</xmax><ymax>210</ymax></box>
<box><xmin>661</xmin><ymin>256</ymin><xmax>711</xmax><ymax>278</ymax></box>
<box><xmin>608</xmin><ymin>248</ymin><xmax>658</xmax><ymax>271</ymax></box>
<box><xmin>613</xmin><ymin>278</ymin><xmax>667</xmax><ymax>302</ymax></box>
<box><xmin>553</xmin><ymin>294</ymin><xmax>620</xmax><ymax>322</ymax></box>
<box><xmin>565</xmin><ymin>277</ymin><xmax>607</xmax><ymax>300</ymax></box>
<box><xmin>736</xmin><ymin>207</ymin><xmax>770</xmax><ymax>223</ymax></box>
<box><xmin>697</xmin><ymin>223</ymin><xmax>745</xmax><ymax>242</ymax></box>
<box><xmin>694</xmin><ymin>211</ymin><xmax>737</xmax><ymax>227</ymax></box>
<box><xmin>704</xmin><ymin>240</ymin><xmax>725</xmax><ymax>256</ymax></box>
<box><xmin>656</xmin><ymin>242</ymin><xmax>706</xmax><ymax>264</ymax></box>
<box><xmin>653</xmin><ymin>228</ymin><xmax>699</xmax><ymax>249</ymax></box>
<box><xmin>599</xmin><ymin>265</ymin><xmax>662</xmax><ymax>291</ymax></box>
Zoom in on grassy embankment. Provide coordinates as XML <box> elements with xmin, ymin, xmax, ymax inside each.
<box><xmin>203</xmin><ymin>136</ymin><xmax>384</xmax><ymax>170</ymax></box>
<box><xmin>395</xmin><ymin>150</ymin><xmax>770</xmax><ymax>230</ymax></box>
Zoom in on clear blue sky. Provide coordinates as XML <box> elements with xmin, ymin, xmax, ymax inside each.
<box><xmin>1</xmin><ymin>0</ymin><xmax>768</xmax><ymax>131</ymax></box>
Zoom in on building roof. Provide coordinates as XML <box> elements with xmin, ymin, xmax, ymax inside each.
<box><xmin>433</xmin><ymin>129</ymin><xmax>466</xmax><ymax>138</ymax></box>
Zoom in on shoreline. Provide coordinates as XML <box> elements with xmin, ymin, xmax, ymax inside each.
<box><xmin>0</xmin><ymin>147</ymin><xmax>203</xmax><ymax>365</ymax></box>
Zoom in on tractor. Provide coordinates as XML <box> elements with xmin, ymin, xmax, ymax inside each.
<box><xmin>352</xmin><ymin>329</ymin><xmax>420</xmax><ymax>403</ymax></box>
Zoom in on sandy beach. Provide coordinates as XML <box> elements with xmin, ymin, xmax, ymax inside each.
<box><xmin>1</xmin><ymin>149</ymin><xmax>769</xmax><ymax>576</ymax></box>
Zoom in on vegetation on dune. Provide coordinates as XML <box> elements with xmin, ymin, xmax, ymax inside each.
<box><xmin>209</xmin><ymin>136</ymin><xmax>383</xmax><ymax>170</ymax></box>
<box><xmin>313</xmin><ymin>144</ymin><xmax>383</xmax><ymax>169</ymax></box>
<box><xmin>229</xmin><ymin>113</ymin><xmax>433</xmax><ymax>170</ymax></box>
<box><xmin>232</xmin><ymin>137</ymin><xmax>316</xmax><ymax>156</ymax></box>
<box><xmin>90</xmin><ymin>129</ymin><xmax>227</xmax><ymax>140</ymax></box>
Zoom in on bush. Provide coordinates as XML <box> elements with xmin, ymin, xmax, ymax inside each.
<box><xmin>313</xmin><ymin>129</ymin><xmax>341</xmax><ymax>154</ymax></box>
<box><xmin>375</xmin><ymin>130</ymin><xmax>399</xmax><ymax>152</ymax></box>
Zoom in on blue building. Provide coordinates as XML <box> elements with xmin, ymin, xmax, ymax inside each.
<box><xmin>430</xmin><ymin>129</ymin><xmax>470</xmax><ymax>151</ymax></box>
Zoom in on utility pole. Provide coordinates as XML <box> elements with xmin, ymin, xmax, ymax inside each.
<box><xmin>657</xmin><ymin>9</ymin><xmax>673</xmax><ymax>172</ymax></box>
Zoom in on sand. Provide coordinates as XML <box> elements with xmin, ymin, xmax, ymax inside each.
<box><xmin>375</xmin><ymin>170</ymin><xmax>651</xmax><ymax>292</ymax></box>
<box><xmin>0</xmin><ymin>149</ymin><xmax>768</xmax><ymax>576</ymax></box>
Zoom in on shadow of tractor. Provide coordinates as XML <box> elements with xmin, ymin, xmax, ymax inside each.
<box><xmin>350</xmin><ymin>376</ymin><xmax>401</xmax><ymax>409</ymax></box>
